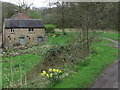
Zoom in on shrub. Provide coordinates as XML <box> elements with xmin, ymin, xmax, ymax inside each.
<box><xmin>45</xmin><ymin>24</ymin><xmax>56</xmax><ymax>33</ymax></box>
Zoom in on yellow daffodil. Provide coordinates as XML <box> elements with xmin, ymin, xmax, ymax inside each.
<box><xmin>43</xmin><ymin>71</ymin><xmax>46</xmax><ymax>75</ymax></box>
<box><xmin>49</xmin><ymin>69</ymin><xmax>52</xmax><ymax>71</ymax></box>
<box><xmin>50</xmin><ymin>73</ymin><xmax>53</xmax><ymax>77</ymax></box>
<box><xmin>53</xmin><ymin>69</ymin><xmax>56</xmax><ymax>72</ymax></box>
<box><xmin>40</xmin><ymin>69</ymin><xmax>62</xmax><ymax>78</ymax></box>
<box><xmin>56</xmin><ymin>69</ymin><xmax>59</xmax><ymax>72</ymax></box>
<box><xmin>40</xmin><ymin>73</ymin><xmax>45</xmax><ymax>76</ymax></box>
<box><xmin>53</xmin><ymin>69</ymin><xmax>61</xmax><ymax>73</ymax></box>
<box><xmin>46</xmin><ymin>74</ymin><xmax>49</xmax><ymax>77</ymax></box>
<box><xmin>59</xmin><ymin>71</ymin><xmax>62</xmax><ymax>73</ymax></box>
<box><xmin>52</xmin><ymin>34</ymin><xmax>56</xmax><ymax>37</ymax></box>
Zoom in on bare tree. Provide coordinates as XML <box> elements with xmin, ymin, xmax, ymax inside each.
<box><xmin>12</xmin><ymin>0</ymin><xmax>34</xmax><ymax>12</ymax></box>
<box><xmin>55</xmin><ymin>1</ymin><xmax>66</xmax><ymax>35</ymax></box>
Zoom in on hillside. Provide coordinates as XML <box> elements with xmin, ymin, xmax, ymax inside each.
<box><xmin>0</xmin><ymin>1</ymin><xmax>17</xmax><ymax>33</ymax></box>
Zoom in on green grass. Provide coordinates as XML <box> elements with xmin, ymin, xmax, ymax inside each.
<box><xmin>101</xmin><ymin>32</ymin><xmax>118</xmax><ymax>38</ymax></box>
<box><xmin>45</xmin><ymin>32</ymin><xmax>75</xmax><ymax>46</ymax></box>
<box><xmin>52</xmin><ymin>32</ymin><xmax>118</xmax><ymax>88</ymax></box>
<box><xmin>97</xmin><ymin>31</ymin><xmax>118</xmax><ymax>41</ymax></box>
<box><xmin>2</xmin><ymin>54</ymin><xmax>40</xmax><ymax>87</ymax></box>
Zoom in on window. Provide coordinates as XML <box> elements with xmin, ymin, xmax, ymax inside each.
<box><xmin>11</xmin><ymin>28</ymin><xmax>15</xmax><ymax>32</ymax></box>
<box><xmin>29</xmin><ymin>28</ymin><xmax>34</xmax><ymax>32</ymax></box>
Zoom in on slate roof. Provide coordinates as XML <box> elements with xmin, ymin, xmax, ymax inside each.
<box><xmin>4</xmin><ymin>19</ymin><xmax>45</xmax><ymax>28</ymax></box>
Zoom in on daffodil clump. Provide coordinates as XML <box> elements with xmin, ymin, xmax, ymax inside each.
<box><xmin>40</xmin><ymin>69</ymin><xmax>62</xmax><ymax>87</ymax></box>
<box><xmin>52</xmin><ymin>34</ymin><xmax>57</xmax><ymax>37</ymax></box>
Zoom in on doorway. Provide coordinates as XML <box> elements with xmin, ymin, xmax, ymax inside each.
<box><xmin>37</xmin><ymin>37</ymin><xmax>43</xmax><ymax>44</ymax></box>
<box><xmin>19</xmin><ymin>37</ymin><xmax>25</xmax><ymax>45</ymax></box>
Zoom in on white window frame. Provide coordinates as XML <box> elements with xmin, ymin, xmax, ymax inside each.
<box><xmin>29</xmin><ymin>28</ymin><xmax>34</xmax><ymax>32</ymax></box>
<box><xmin>11</xmin><ymin>28</ymin><xmax>15</xmax><ymax>32</ymax></box>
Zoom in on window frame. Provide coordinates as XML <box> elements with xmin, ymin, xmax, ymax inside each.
<box><xmin>28</xmin><ymin>28</ymin><xmax>34</xmax><ymax>32</ymax></box>
<box><xmin>11</xmin><ymin>28</ymin><xmax>15</xmax><ymax>33</ymax></box>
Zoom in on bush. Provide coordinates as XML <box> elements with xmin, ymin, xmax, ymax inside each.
<box><xmin>45</xmin><ymin>24</ymin><xmax>56</xmax><ymax>33</ymax></box>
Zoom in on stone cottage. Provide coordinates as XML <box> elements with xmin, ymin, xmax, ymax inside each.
<box><xmin>3</xmin><ymin>9</ymin><xmax>46</xmax><ymax>47</ymax></box>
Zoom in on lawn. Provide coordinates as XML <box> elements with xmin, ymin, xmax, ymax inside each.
<box><xmin>47</xmin><ymin>32</ymin><xmax>71</xmax><ymax>45</ymax></box>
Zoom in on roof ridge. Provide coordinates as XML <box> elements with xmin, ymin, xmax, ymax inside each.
<box><xmin>5</xmin><ymin>19</ymin><xmax>44</xmax><ymax>28</ymax></box>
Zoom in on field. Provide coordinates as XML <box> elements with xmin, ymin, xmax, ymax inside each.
<box><xmin>2</xmin><ymin>31</ymin><xmax>118</xmax><ymax>88</ymax></box>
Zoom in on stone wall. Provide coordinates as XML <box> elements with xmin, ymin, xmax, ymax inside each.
<box><xmin>3</xmin><ymin>28</ymin><xmax>46</xmax><ymax>47</ymax></box>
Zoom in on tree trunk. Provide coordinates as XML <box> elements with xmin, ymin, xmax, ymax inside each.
<box><xmin>82</xmin><ymin>6</ymin><xmax>89</xmax><ymax>56</ymax></box>
<box><xmin>61</xmin><ymin>2</ymin><xmax>67</xmax><ymax>35</ymax></box>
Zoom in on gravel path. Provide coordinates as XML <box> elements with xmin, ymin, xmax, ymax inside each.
<box><xmin>0</xmin><ymin>35</ymin><xmax>2</xmax><ymax>55</ymax></box>
<box><xmin>92</xmin><ymin>60</ymin><xmax>119</xmax><ymax>88</ymax></box>
<box><xmin>103</xmin><ymin>37</ymin><xmax>118</xmax><ymax>44</ymax></box>
<box><xmin>102</xmin><ymin>37</ymin><xmax>120</xmax><ymax>49</ymax></box>
<box><xmin>0</xmin><ymin>35</ymin><xmax>2</xmax><ymax>48</ymax></box>
<box><xmin>92</xmin><ymin>37</ymin><xmax>119</xmax><ymax>88</ymax></box>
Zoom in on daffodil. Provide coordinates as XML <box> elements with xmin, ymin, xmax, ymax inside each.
<box><xmin>53</xmin><ymin>69</ymin><xmax>56</xmax><ymax>72</ymax></box>
<box><xmin>56</xmin><ymin>69</ymin><xmax>59</xmax><ymax>72</ymax></box>
<box><xmin>52</xmin><ymin>34</ymin><xmax>56</xmax><ymax>37</ymax></box>
<box><xmin>40</xmin><ymin>73</ymin><xmax>45</xmax><ymax>76</ymax></box>
<box><xmin>50</xmin><ymin>73</ymin><xmax>53</xmax><ymax>77</ymax></box>
<box><xmin>59</xmin><ymin>71</ymin><xmax>62</xmax><ymax>73</ymax></box>
<box><xmin>46</xmin><ymin>74</ymin><xmax>49</xmax><ymax>77</ymax></box>
<box><xmin>43</xmin><ymin>71</ymin><xmax>46</xmax><ymax>75</ymax></box>
<box><xmin>49</xmin><ymin>69</ymin><xmax>52</xmax><ymax>71</ymax></box>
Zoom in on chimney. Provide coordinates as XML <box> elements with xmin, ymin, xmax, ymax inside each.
<box><xmin>14</xmin><ymin>10</ymin><xmax>18</xmax><ymax>14</ymax></box>
<box><xmin>22</xmin><ymin>7</ymin><xmax>27</xmax><ymax>13</ymax></box>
